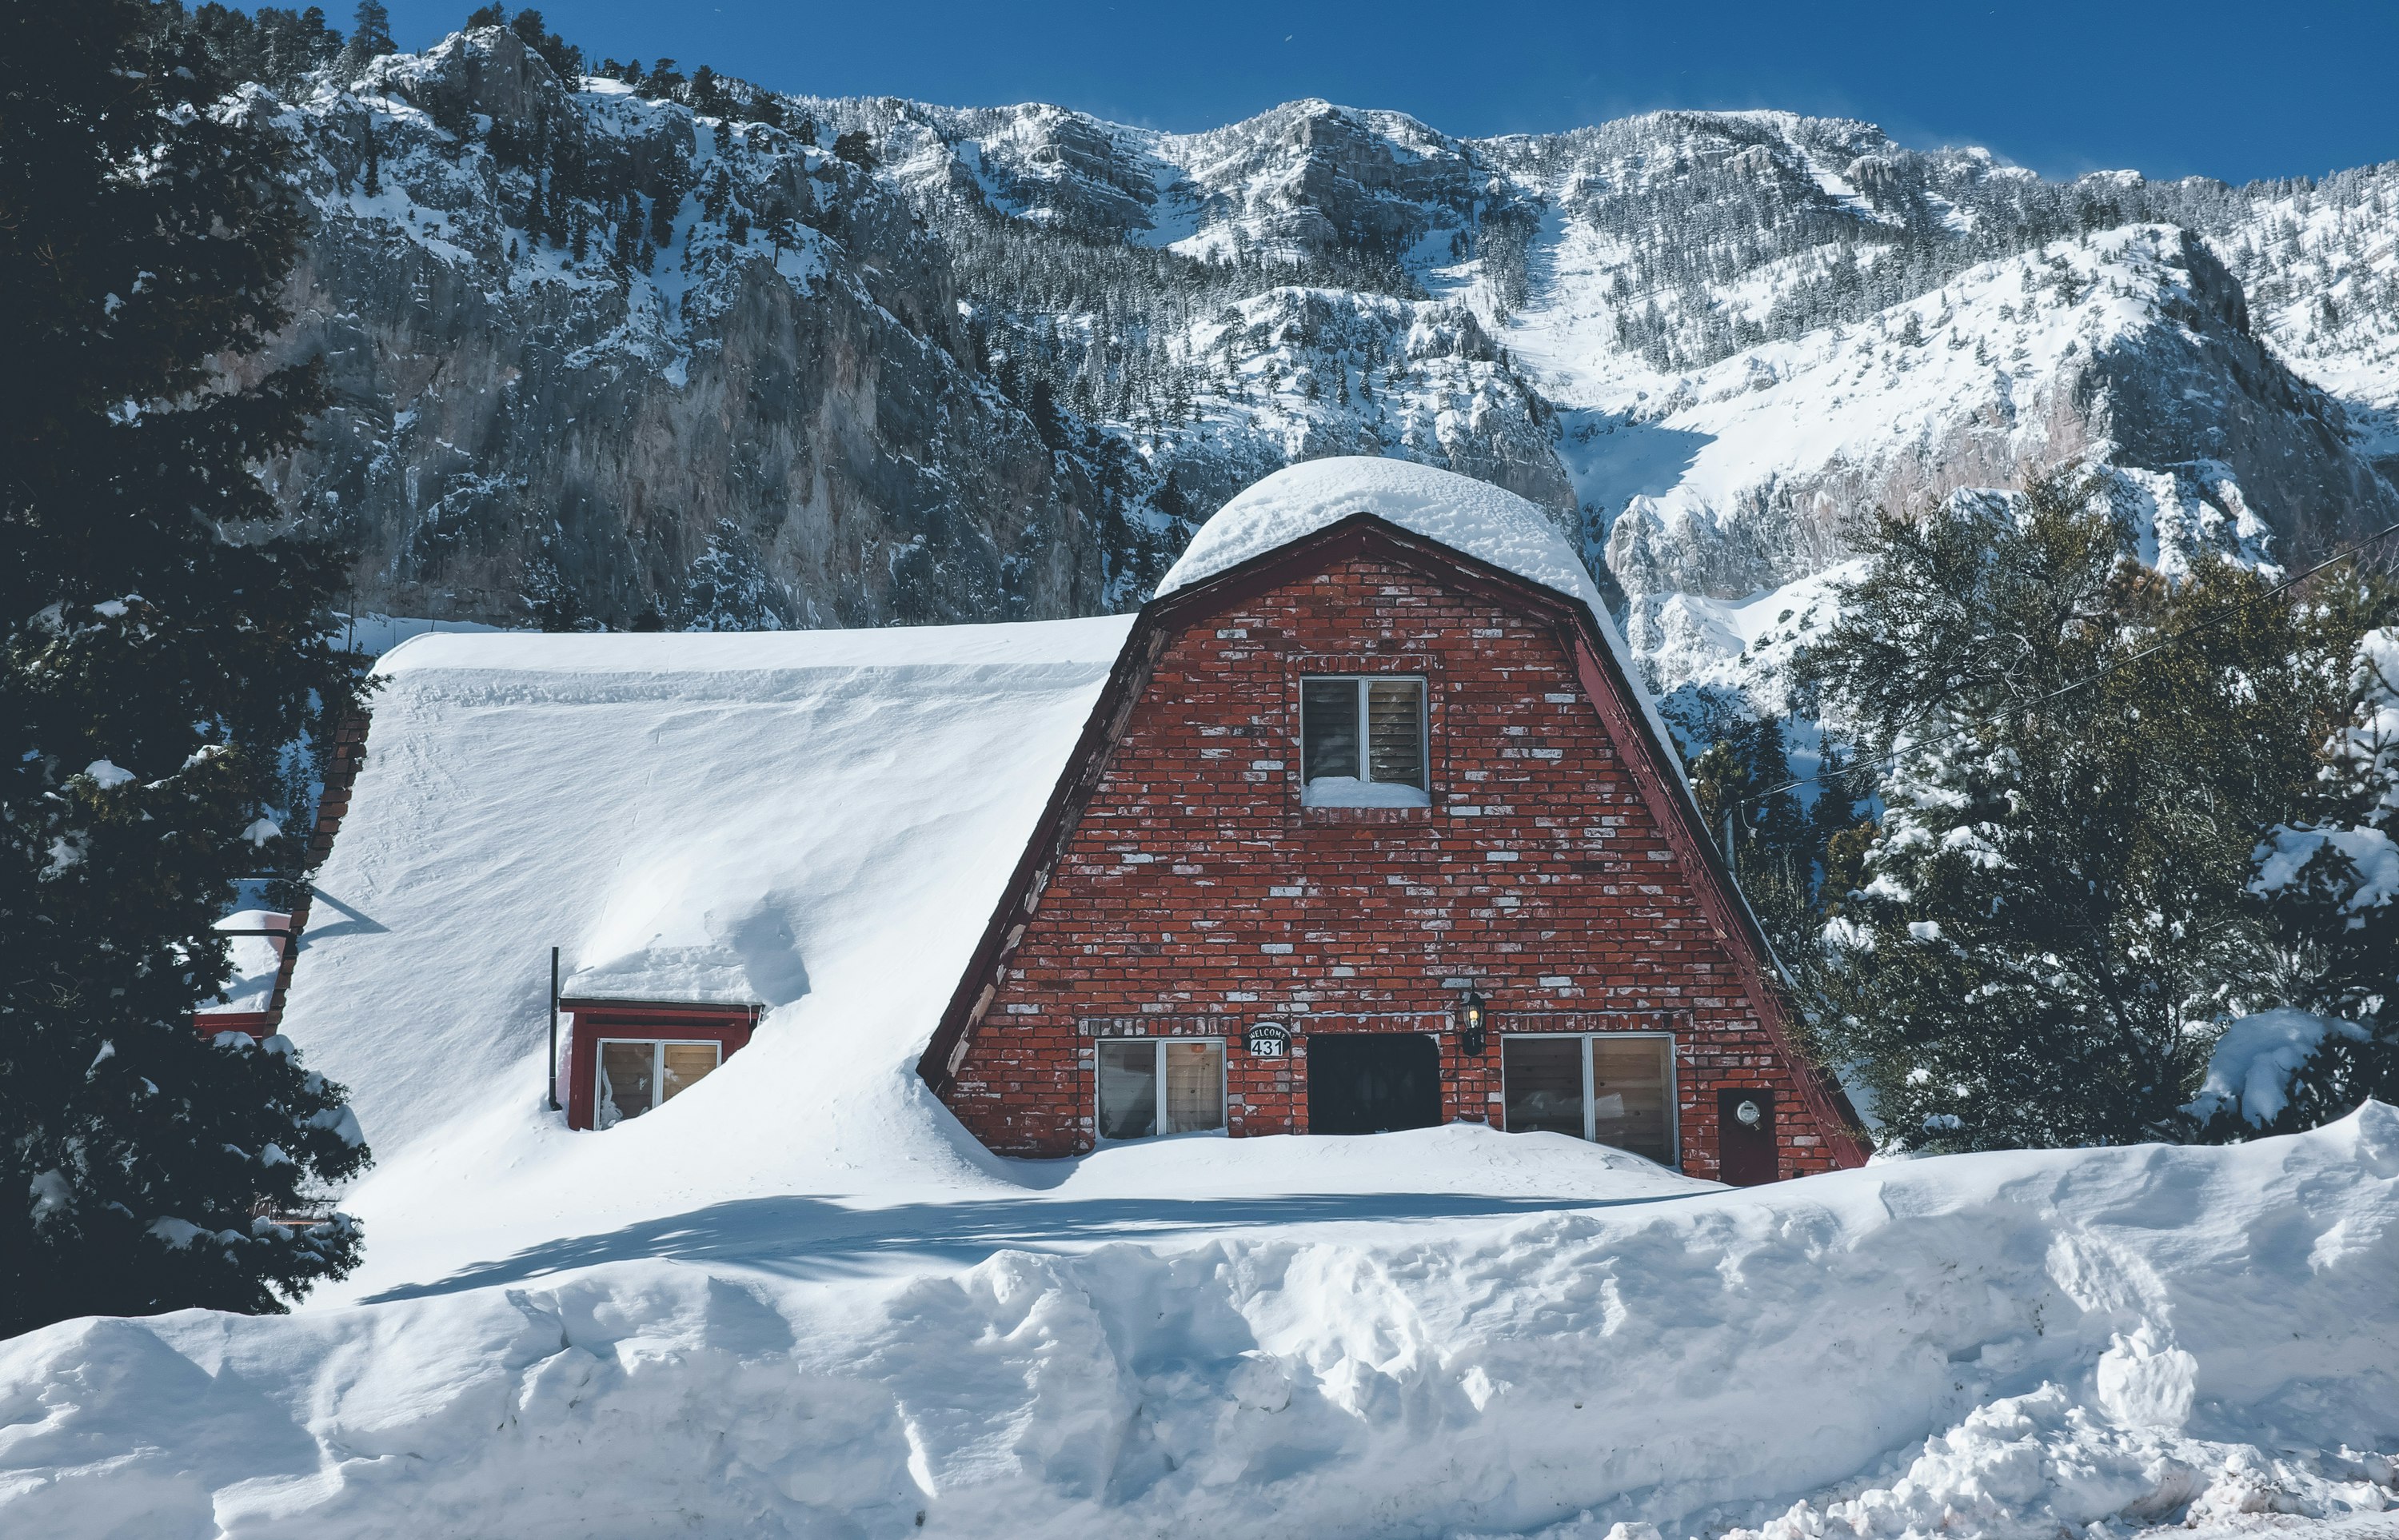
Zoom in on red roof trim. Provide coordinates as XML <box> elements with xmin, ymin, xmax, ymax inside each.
<box><xmin>915</xmin><ymin>511</ymin><xmax>1867</xmax><ymax>1166</ymax></box>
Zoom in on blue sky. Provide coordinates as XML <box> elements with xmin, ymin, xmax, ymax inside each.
<box><xmin>373</xmin><ymin>1</ymin><xmax>2398</xmax><ymax>185</ymax></box>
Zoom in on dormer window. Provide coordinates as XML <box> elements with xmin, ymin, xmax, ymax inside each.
<box><xmin>596</xmin><ymin>1039</ymin><xmax>721</xmax><ymax>1127</ymax></box>
<box><xmin>558</xmin><ymin>999</ymin><xmax>760</xmax><ymax>1130</ymax></box>
<box><xmin>1301</xmin><ymin>676</ymin><xmax>1428</xmax><ymax>807</ymax></box>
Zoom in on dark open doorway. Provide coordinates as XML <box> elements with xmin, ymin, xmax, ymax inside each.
<box><xmin>1306</xmin><ymin>1033</ymin><xmax>1443</xmax><ymax>1134</ymax></box>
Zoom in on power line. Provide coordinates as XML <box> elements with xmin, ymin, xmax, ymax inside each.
<box><xmin>1732</xmin><ymin>515</ymin><xmax>2399</xmax><ymax>810</ymax></box>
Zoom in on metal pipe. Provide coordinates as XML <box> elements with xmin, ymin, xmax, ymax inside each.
<box><xmin>548</xmin><ymin>946</ymin><xmax>561</xmax><ymax>1111</ymax></box>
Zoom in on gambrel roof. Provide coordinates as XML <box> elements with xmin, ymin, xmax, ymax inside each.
<box><xmin>920</xmin><ymin>468</ymin><xmax>1866</xmax><ymax>1164</ymax></box>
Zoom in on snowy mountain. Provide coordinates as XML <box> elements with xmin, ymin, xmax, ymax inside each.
<box><xmin>234</xmin><ymin>30</ymin><xmax>2399</xmax><ymax>672</ymax></box>
<box><xmin>253</xmin><ymin>29</ymin><xmax>1124</xmax><ymax>630</ymax></box>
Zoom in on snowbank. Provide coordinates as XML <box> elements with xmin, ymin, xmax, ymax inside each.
<box><xmin>2</xmin><ymin>1108</ymin><xmax>2393</xmax><ymax>1538</ymax></box>
<box><xmin>197</xmin><ymin>908</ymin><xmax>289</xmax><ymax>1015</ymax></box>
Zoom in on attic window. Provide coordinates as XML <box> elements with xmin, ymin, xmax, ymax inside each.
<box><xmin>596</xmin><ymin>1039</ymin><xmax>722</xmax><ymax>1127</ymax></box>
<box><xmin>1301</xmin><ymin>676</ymin><xmax>1428</xmax><ymax>807</ymax></box>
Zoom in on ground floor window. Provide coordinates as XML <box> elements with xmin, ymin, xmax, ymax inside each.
<box><xmin>1501</xmin><ymin>1034</ymin><xmax>1675</xmax><ymax>1163</ymax></box>
<box><xmin>597</xmin><ymin>1039</ymin><xmax>723</xmax><ymax>1127</ymax></box>
<box><xmin>1096</xmin><ymin>1038</ymin><xmax>1225</xmax><ymax>1139</ymax></box>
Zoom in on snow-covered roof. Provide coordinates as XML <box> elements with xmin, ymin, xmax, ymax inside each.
<box><xmin>198</xmin><ymin>909</ymin><xmax>289</xmax><ymax>1015</ymax></box>
<box><xmin>1159</xmin><ymin>456</ymin><xmax>1685</xmax><ymax>786</ymax></box>
<box><xmin>1157</xmin><ymin>456</ymin><xmax>1606</xmax><ymax>608</ymax></box>
<box><xmin>277</xmin><ymin>616</ymin><xmax>1132</xmax><ymax>1263</ymax></box>
<box><xmin>275</xmin><ymin>463</ymin><xmax>1700</xmax><ymax>1284</ymax></box>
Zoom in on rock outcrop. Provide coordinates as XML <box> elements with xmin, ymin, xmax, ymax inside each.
<box><xmin>261</xmin><ymin>30</ymin><xmax>1107</xmax><ymax>628</ymax></box>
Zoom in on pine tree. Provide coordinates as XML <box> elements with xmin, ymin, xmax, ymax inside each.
<box><xmin>2205</xmin><ymin>627</ymin><xmax>2399</xmax><ymax>1135</ymax></box>
<box><xmin>508</xmin><ymin>9</ymin><xmax>582</xmax><ymax>83</ymax></box>
<box><xmin>1685</xmin><ymin>709</ymin><xmax>1816</xmax><ymax>958</ymax></box>
<box><xmin>1798</xmin><ymin>469</ymin><xmax>2382</xmax><ymax>1151</ymax></box>
<box><xmin>2</xmin><ymin>0</ymin><xmax>371</xmax><ymax>1335</ymax></box>
<box><xmin>337</xmin><ymin>0</ymin><xmax>391</xmax><ymax>77</ymax></box>
<box><xmin>832</xmin><ymin>130</ymin><xmax>877</xmax><ymax>170</ymax></box>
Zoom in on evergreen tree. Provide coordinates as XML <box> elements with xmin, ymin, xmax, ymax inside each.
<box><xmin>189</xmin><ymin>5</ymin><xmax>343</xmax><ymax>94</ymax></box>
<box><xmin>1684</xmin><ymin>707</ymin><xmax>1820</xmax><ymax>959</ymax></box>
<box><xmin>676</xmin><ymin>523</ymin><xmax>784</xmax><ymax>631</ymax></box>
<box><xmin>508</xmin><ymin>9</ymin><xmax>582</xmax><ymax>83</ymax></box>
<box><xmin>1797</xmin><ymin>469</ymin><xmax>2382</xmax><ymax>1151</ymax></box>
<box><xmin>2204</xmin><ymin>630</ymin><xmax>2399</xmax><ymax>1135</ymax></box>
<box><xmin>832</xmin><ymin>129</ymin><xmax>877</xmax><ymax>170</ymax></box>
<box><xmin>2</xmin><ymin>0</ymin><xmax>371</xmax><ymax>1335</ymax></box>
<box><xmin>337</xmin><ymin>0</ymin><xmax>391</xmax><ymax>76</ymax></box>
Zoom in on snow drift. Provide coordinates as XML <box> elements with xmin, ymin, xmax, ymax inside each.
<box><xmin>2</xmin><ymin>1109</ymin><xmax>2394</xmax><ymax>1537</ymax></box>
<box><xmin>272</xmin><ymin>615</ymin><xmax>1134</xmax><ymax>1295</ymax></box>
<box><xmin>7</xmin><ymin>464</ymin><xmax>2390</xmax><ymax>1536</ymax></box>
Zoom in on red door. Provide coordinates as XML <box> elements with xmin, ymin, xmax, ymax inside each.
<box><xmin>1717</xmin><ymin>1087</ymin><xmax>1778</xmax><ymax>1185</ymax></box>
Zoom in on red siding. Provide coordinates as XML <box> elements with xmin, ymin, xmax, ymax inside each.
<box><xmin>940</xmin><ymin>551</ymin><xmax>1854</xmax><ymax>1180</ymax></box>
<box><xmin>562</xmin><ymin>1001</ymin><xmax>760</xmax><ymax>1131</ymax></box>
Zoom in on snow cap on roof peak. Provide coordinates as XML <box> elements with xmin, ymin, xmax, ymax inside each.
<box><xmin>1154</xmin><ymin>457</ymin><xmax>1603</xmax><ymax>611</ymax></box>
<box><xmin>1154</xmin><ymin>456</ymin><xmax>1686</xmax><ymax>791</ymax></box>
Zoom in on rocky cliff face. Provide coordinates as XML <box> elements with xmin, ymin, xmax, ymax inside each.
<box><xmin>258</xmin><ymin>30</ymin><xmax>1112</xmax><ymax>629</ymax></box>
<box><xmin>1589</xmin><ymin>227</ymin><xmax>2393</xmax><ymax>608</ymax></box>
<box><xmin>237</xmin><ymin>32</ymin><xmax>2399</xmax><ymax>658</ymax></box>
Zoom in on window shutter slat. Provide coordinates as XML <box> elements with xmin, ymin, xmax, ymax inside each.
<box><xmin>1366</xmin><ymin>680</ymin><xmax>1426</xmax><ymax>788</ymax></box>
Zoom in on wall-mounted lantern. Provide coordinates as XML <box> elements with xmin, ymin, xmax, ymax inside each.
<box><xmin>1455</xmin><ymin>987</ymin><xmax>1487</xmax><ymax>1055</ymax></box>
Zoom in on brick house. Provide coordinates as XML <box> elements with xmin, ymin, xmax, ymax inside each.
<box><xmin>278</xmin><ymin>458</ymin><xmax>1864</xmax><ymax>1183</ymax></box>
<box><xmin>920</xmin><ymin>461</ymin><xmax>1866</xmax><ymax>1183</ymax></box>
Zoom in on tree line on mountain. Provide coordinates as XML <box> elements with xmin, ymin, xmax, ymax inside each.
<box><xmin>1499</xmin><ymin>112</ymin><xmax>2399</xmax><ymax>375</ymax></box>
<box><xmin>940</xmin><ymin>202</ymin><xmax>1446</xmax><ymax>441</ymax></box>
<box><xmin>1686</xmin><ymin>470</ymin><xmax>2397</xmax><ymax>1152</ymax></box>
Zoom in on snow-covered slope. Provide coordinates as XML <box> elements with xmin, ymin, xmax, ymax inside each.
<box><xmin>249</xmin><ymin>27</ymin><xmax>1128</xmax><ymax>630</ymax></box>
<box><xmin>1509</xmin><ymin>224</ymin><xmax>2391</xmax><ymax>692</ymax></box>
<box><xmin>226</xmin><ymin>28</ymin><xmax>2399</xmax><ymax>670</ymax></box>
<box><xmin>3</xmin><ymin>1108</ymin><xmax>2393</xmax><ymax>1537</ymax></box>
<box><xmin>274</xmin><ymin>616</ymin><xmax>1132</xmax><ymax>1295</ymax></box>
<box><xmin>804</xmin><ymin>91</ymin><xmax>2399</xmax><ymax>701</ymax></box>
<box><xmin>2190</xmin><ymin>162</ymin><xmax>2399</xmax><ymax>479</ymax></box>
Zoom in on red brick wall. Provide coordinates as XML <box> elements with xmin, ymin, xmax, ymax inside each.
<box><xmin>942</xmin><ymin>553</ymin><xmax>1848</xmax><ymax>1180</ymax></box>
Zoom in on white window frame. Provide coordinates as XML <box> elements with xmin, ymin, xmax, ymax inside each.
<box><xmin>1299</xmin><ymin>674</ymin><xmax>1430</xmax><ymax>806</ymax></box>
<box><xmin>1499</xmin><ymin>1031</ymin><xmax>1679</xmax><ymax>1166</ymax></box>
<box><xmin>594</xmin><ymin>1037</ymin><xmax>724</xmax><ymax>1126</ymax></box>
<box><xmin>1093</xmin><ymin>1036</ymin><xmax>1229</xmax><ymax>1142</ymax></box>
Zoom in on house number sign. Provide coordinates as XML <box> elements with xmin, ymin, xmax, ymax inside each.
<box><xmin>1245</xmin><ymin>1022</ymin><xmax>1291</xmax><ymax>1058</ymax></box>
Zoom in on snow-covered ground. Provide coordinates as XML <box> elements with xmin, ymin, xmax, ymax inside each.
<box><xmin>5</xmin><ymin>468</ymin><xmax>2392</xmax><ymax>1535</ymax></box>
<box><xmin>2</xmin><ymin>1111</ymin><xmax>2393</xmax><ymax>1537</ymax></box>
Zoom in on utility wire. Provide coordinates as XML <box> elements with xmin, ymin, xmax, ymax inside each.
<box><xmin>1732</xmin><ymin>515</ymin><xmax>2399</xmax><ymax>809</ymax></box>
